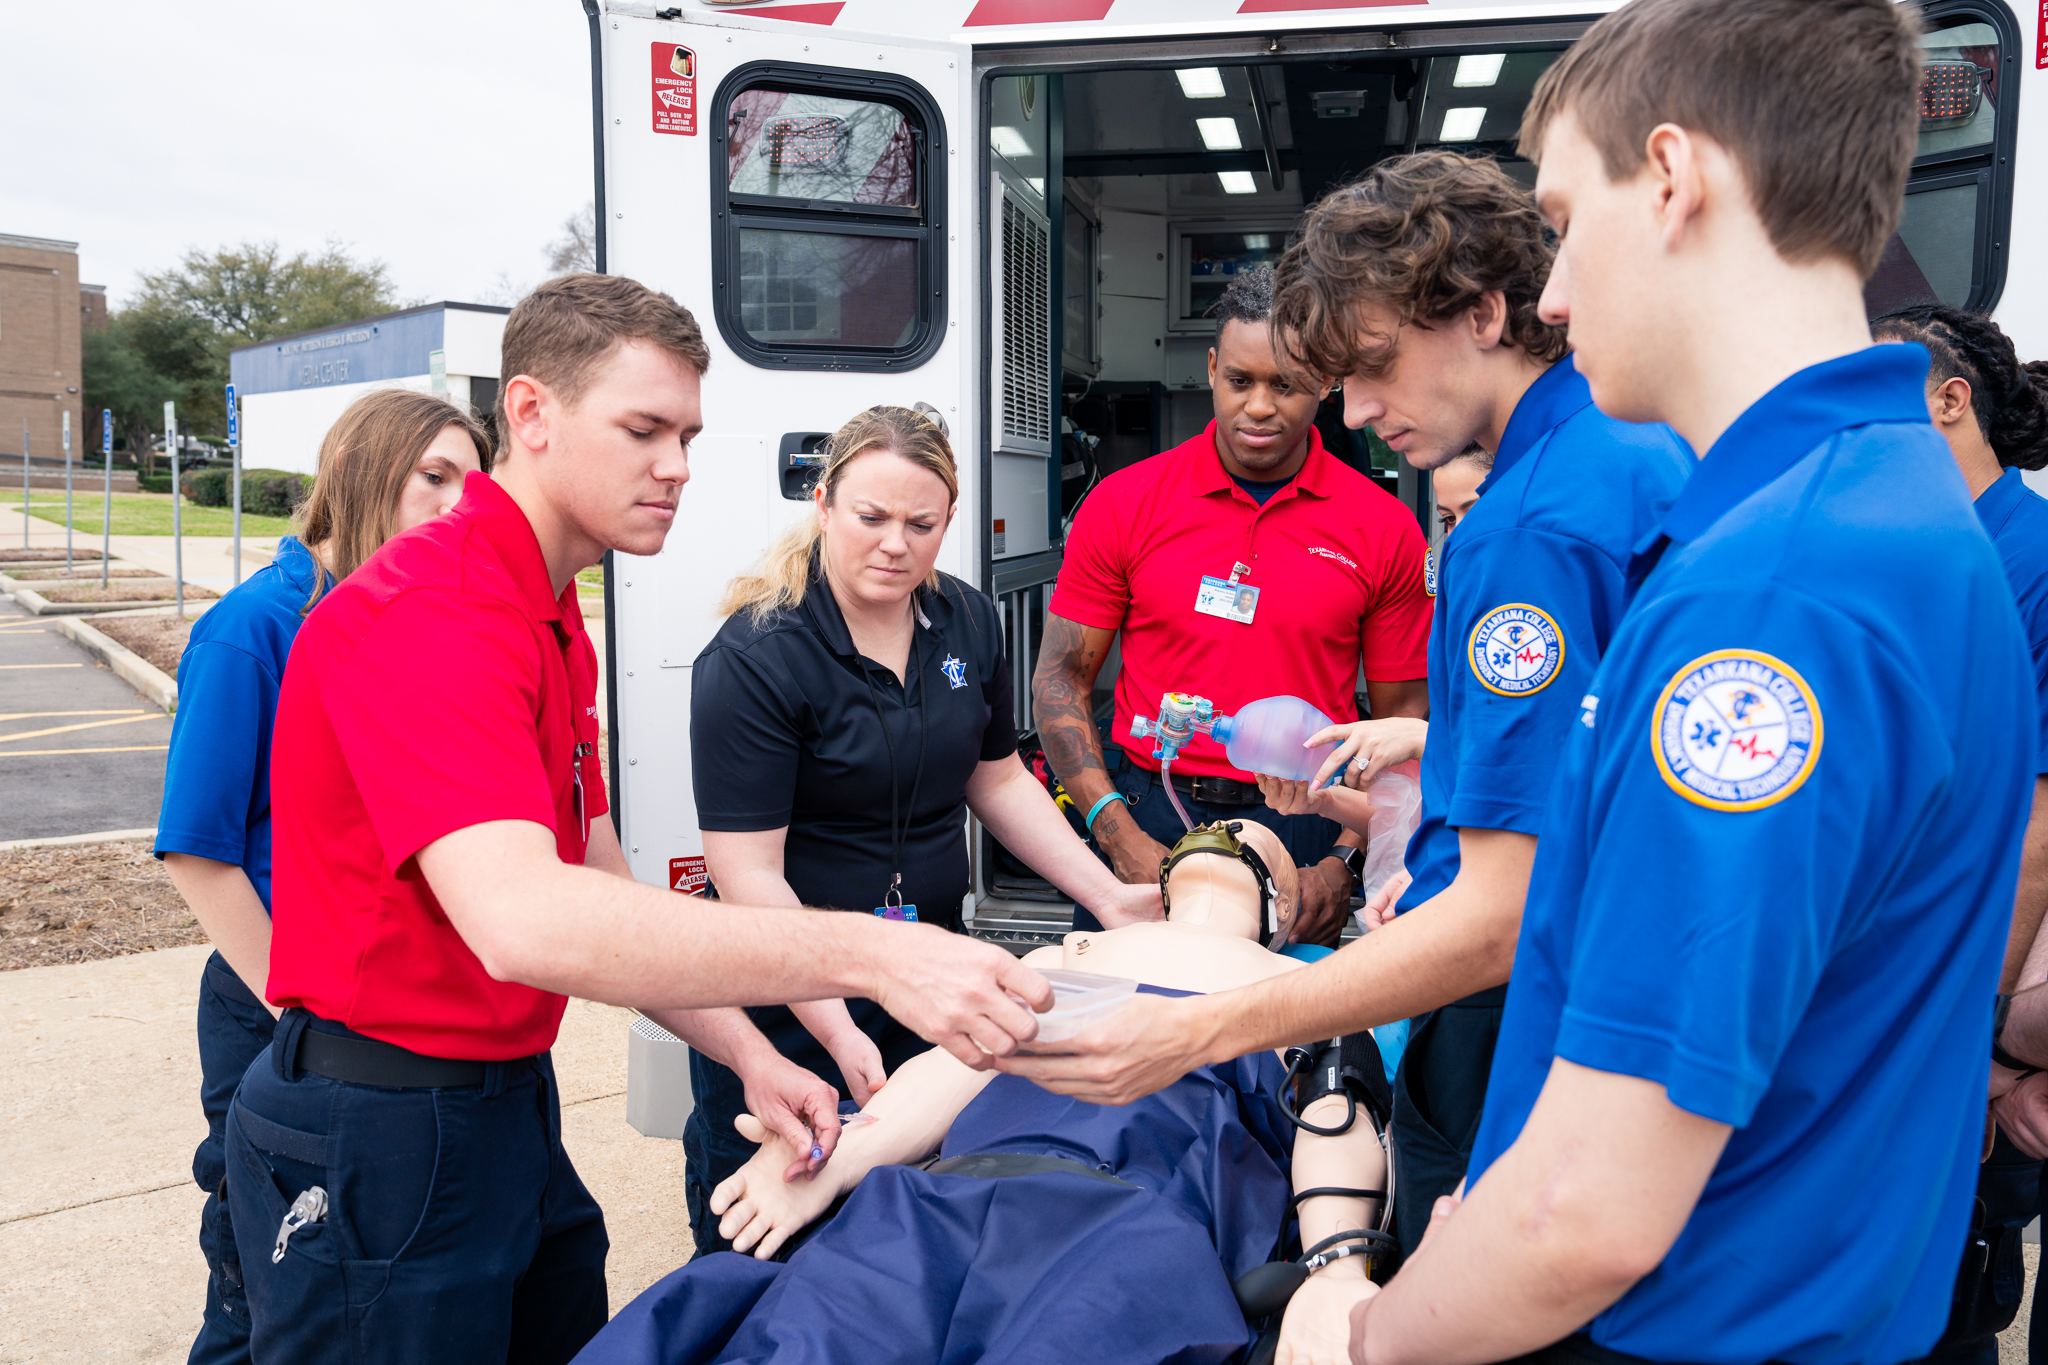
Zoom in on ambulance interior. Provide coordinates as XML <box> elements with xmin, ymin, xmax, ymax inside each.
<box><xmin>962</xmin><ymin>10</ymin><xmax>2013</xmax><ymax>938</ymax></box>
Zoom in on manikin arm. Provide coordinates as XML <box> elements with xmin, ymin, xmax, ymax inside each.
<box><xmin>1277</xmin><ymin>1094</ymin><xmax>1394</xmax><ymax>1365</ymax></box>
<box><xmin>711</xmin><ymin>1043</ymin><xmax>999</xmax><ymax>1259</ymax></box>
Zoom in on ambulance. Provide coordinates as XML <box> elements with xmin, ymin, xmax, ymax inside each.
<box><xmin>588</xmin><ymin>0</ymin><xmax>2041</xmax><ymax>946</ymax></box>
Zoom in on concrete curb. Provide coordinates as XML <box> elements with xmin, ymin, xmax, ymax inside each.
<box><xmin>46</xmin><ymin>615</ymin><xmax>179</xmax><ymax>713</ymax></box>
<box><xmin>4</xmin><ymin>581</ymin><xmax>209</xmax><ymax>617</ymax></box>
<box><xmin>0</xmin><ymin>827</ymin><xmax>158</xmax><ymax>853</ymax></box>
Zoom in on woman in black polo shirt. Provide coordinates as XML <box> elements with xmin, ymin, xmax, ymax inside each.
<box><xmin>683</xmin><ymin>406</ymin><xmax>1158</xmax><ymax>1254</ymax></box>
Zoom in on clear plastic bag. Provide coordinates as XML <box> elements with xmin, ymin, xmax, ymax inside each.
<box><xmin>1358</xmin><ymin>759</ymin><xmax>1422</xmax><ymax>903</ymax></box>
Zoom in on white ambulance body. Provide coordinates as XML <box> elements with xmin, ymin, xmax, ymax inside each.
<box><xmin>592</xmin><ymin>0</ymin><xmax>2042</xmax><ymax>943</ymax></box>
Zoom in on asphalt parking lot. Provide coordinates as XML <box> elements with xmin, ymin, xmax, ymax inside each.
<box><xmin>0</xmin><ymin>596</ymin><xmax>170</xmax><ymax>842</ymax></box>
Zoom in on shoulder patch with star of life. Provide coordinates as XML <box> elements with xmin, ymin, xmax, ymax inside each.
<box><xmin>1652</xmin><ymin>649</ymin><xmax>1822</xmax><ymax>811</ymax></box>
<box><xmin>1467</xmin><ymin>604</ymin><xmax>1563</xmax><ymax>696</ymax></box>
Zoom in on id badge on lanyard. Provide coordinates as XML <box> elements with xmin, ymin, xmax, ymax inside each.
<box><xmin>1195</xmin><ymin>560</ymin><xmax>1259</xmax><ymax>625</ymax></box>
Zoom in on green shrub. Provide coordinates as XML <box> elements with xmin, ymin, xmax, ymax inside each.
<box><xmin>137</xmin><ymin>473</ymin><xmax>173</xmax><ymax>494</ymax></box>
<box><xmin>174</xmin><ymin>467</ymin><xmax>309</xmax><ymax>515</ymax></box>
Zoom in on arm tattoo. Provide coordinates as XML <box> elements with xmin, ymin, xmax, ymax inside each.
<box><xmin>1032</xmin><ymin>615</ymin><xmax>1111</xmax><ymax>788</ymax></box>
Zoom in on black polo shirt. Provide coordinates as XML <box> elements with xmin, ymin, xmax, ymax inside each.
<box><xmin>690</xmin><ymin>565</ymin><xmax>1015</xmax><ymax>1088</ymax></box>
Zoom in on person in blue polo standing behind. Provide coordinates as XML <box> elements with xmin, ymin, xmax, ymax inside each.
<box><xmin>683</xmin><ymin>405</ymin><xmax>1160</xmax><ymax>1256</ymax></box>
<box><xmin>157</xmin><ymin>389</ymin><xmax>489</xmax><ymax>1365</ymax></box>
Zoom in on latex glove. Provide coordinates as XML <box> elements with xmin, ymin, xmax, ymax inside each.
<box><xmin>734</xmin><ymin>1046</ymin><xmax>847</xmax><ymax>1182</ymax></box>
<box><xmin>712</xmin><ymin>1112</ymin><xmax>845</xmax><ymax>1259</ymax></box>
<box><xmin>1276</xmin><ymin>1264</ymin><xmax>1379</xmax><ymax>1365</ymax></box>
<box><xmin>1360</xmin><ymin>871</ymin><xmax>1411</xmax><ymax>931</ymax></box>
<box><xmin>819</xmin><ymin>1028</ymin><xmax>889</xmax><ymax>1108</ymax></box>
<box><xmin>1994</xmin><ymin>1071</ymin><xmax>2048</xmax><ymax>1159</ymax></box>
<box><xmin>1308</xmin><ymin>717</ymin><xmax>1429</xmax><ymax>791</ymax></box>
<box><xmin>995</xmin><ymin>990</ymin><xmax>1211</xmax><ymax>1106</ymax></box>
<box><xmin>868</xmin><ymin>924</ymin><xmax>1053</xmax><ymax>1067</ymax></box>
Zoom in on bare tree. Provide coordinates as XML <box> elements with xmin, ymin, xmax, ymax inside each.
<box><xmin>545</xmin><ymin>205</ymin><xmax>597</xmax><ymax>276</ymax></box>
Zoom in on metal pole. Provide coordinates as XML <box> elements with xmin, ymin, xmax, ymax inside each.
<box><xmin>226</xmin><ymin>383</ymin><xmax>241</xmax><ymax>586</ymax></box>
<box><xmin>100</xmin><ymin>409</ymin><xmax>111</xmax><ymax>588</ymax></box>
<box><xmin>166</xmin><ymin>400</ymin><xmax>182</xmax><ymax>617</ymax></box>
<box><xmin>21</xmin><ymin>420</ymin><xmax>28</xmax><ymax>550</ymax></box>
<box><xmin>63</xmin><ymin>408</ymin><xmax>72</xmax><ymax>574</ymax></box>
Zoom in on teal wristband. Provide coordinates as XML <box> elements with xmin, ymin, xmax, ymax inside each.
<box><xmin>1084</xmin><ymin>793</ymin><xmax>1126</xmax><ymax>833</ymax></box>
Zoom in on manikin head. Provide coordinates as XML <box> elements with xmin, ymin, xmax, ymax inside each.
<box><xmin>1205</xmin><ymin>268</ymin><xmax>1329</xmax><ymax>481</ymax></box>
<box><xmin>297</xmin><ymin>388</ymin><xmax>493</xmax><ymax>612</ymax></box>
<box><xmin>719</xmin><ymin>406</ymin><xmax>959</xmax><ymax>624</ymax></box>
<box><xmin>1272</xmin><ymin>151</ymin><xmax>1565</xmax><ymax>470</ymax></box>
<box><xmin>494</xmin><ymin>274</ymin><xmax>711</xmax><ymax>578</ymax></box>
<box><xmin>1518</xmin><ymin>0</ymin><xmax>1922</xmax><ymax>429</ymax></box>
<box><xmin>1161</xmin><ymin>821</ymin><xmax>1301</xmax><ymax>946</ymax></box>
<box><xmin>1432</xmin><ymin>445</ymin><xmax>1492</xmax><ymax>537</ymax></box>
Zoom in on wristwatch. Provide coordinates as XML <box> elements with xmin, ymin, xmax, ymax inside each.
<box><xmin>1994</xmin><ymin>992</ymin><xmax>2037</xmax><ymax>1074</ymax></box>
<box><xmin>1332</xmin><ymin>845</ymin><xmax>1367</xmax><ymax>896</ymax></box>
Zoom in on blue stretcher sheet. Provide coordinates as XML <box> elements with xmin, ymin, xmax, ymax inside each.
<box><xmin>576</xmin><ymin>990</ymin><xmax>1295</xmax><ymax>1365</ymax></box>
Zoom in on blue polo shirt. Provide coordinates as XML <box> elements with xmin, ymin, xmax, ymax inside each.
<box><xmin>1400</xmin><ymin>355</ymin><xmax>1692</xmax><ymax>910</ymax></box>
<box><xmin>1976</xmin><ymin>466</ymin><xmax>2048</xmax><ymax>774</ymax></box>
<box><xmin>1467</xmin><ymin>346</ymin><xmax>2033</xmax><ymax>1365</ymax></box>
<box><xmin>155</xmin><ymin>537</ymin><xmax>322</xmax><ymax>912</ymax></box>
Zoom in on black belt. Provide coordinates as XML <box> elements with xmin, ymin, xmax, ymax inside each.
<box><xmin>926</xmin><ymin>1151</ymin><xmax>1132</xmax><ymax>1188</ymax></box>
<box><xmin>283</xmin><ymin>1009</ymin><xmax>492</xmax><ymax>1089</ymax></box>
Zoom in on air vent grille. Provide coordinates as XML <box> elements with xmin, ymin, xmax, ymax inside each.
<box><xmin>1000</xmin><ymin>191</ymin><xmax>1051</xmax><ymax>449</ymax></box>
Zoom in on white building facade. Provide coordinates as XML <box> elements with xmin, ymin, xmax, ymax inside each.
<box><xmin>227</xmin><ymin>302</ymin><xmax>508</xmax><ymax>475</ymax></box>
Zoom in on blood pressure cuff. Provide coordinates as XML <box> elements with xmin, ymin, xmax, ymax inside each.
<box><xmin>1295</xmin><ymin>1032</ymin><xmax>1394</xmax><ymax>1134</ymax></box>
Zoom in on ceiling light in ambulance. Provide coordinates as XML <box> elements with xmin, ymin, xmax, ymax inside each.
<box><xmin>1439</xmin><ymin>107</ymin><xmax>1488</xmax><ymax>142</ymax></box>
<box><xmin>1176</xmin><ymin>68</ymin><xmax>1228</xmax><ymax>99</ymax></box>
<box><xmin>1197</xmin><ymin>118</ymin><xmax>1243</xmax><ymax>151</ymax></box>
<box><xmin>992</xmin><ymin>125</ymin><xmax>1033</xmax><ymax>159</ymax></box>
<box><xmin>1453</xmin><ymin>54</ymin><xmax>1506</xmax><ymax>88</ymax></box>
<box><xmin>1244</xmin><ymin>235</ymin><xmax>1271</xmax><ymax>250</ymax></box>
<box><xmin>1217</xmin><ymin>171</ymin><xmax>1258</xmax><ymax>195</ymax></box>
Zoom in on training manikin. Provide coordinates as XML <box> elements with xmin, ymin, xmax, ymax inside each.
<box><xmin>572</xmin><ymin>821</ymin><xmax>1391</xmax><ymax>1365</ymax></box>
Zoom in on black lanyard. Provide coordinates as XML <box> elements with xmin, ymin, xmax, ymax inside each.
<box><xmin>862</xmin><ymin>646</ymin><xmax>931</xmax><ymax>913</ymax></box>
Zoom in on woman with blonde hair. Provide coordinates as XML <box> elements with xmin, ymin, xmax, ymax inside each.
<box><xmin>682</xmin><ymin>405</ymin><xmax>1160</xmax><ymax>1255</ymax></box>
<box><xmin>156</xmin><ymin>387</ymin><xmax>489</xmax><ymax>1365</ymax></box>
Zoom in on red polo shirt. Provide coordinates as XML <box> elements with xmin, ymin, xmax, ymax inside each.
<box><xmin>1051</xmin><ymin>421</ymin><xmax>1431</xmax><ymax>781</ymax></box>
<box><xmin>267</xmin><ymin>473</ymin><xmax>605</xmax><ymax>1060</ymax></box>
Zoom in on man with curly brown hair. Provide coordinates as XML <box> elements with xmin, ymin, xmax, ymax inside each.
<box><xmin>1000</xmin><ymin>148</ymin><xmax>1691</xmax><ymax>1254</ymax></box>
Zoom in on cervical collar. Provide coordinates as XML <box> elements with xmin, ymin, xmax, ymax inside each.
<box><xmin>1158</xmin><ymin>822</ymin><xmax>1282</xmax><ymax>947</ymax></box>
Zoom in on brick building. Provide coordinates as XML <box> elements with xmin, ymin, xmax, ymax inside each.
<box><xmin>0</xmin><ymin>233</ymin><xmax>90</xmax><ymax>468</ymax></box>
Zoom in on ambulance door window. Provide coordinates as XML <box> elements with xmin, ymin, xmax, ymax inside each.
<box><xmin>711</xmin><ymin>65</ymin><xmax>948</xmax><ymax>371</ymax></box>
<box><xmin>1867</xmin><ymin>8</ymin><xmax>2017</xmax><ymax>315</ymax></box>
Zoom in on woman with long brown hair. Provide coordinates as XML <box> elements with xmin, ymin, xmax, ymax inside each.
<box><xmin>681</xmin><ymin>405</ymin><xmax>1161</xmax><ymax>1256</ymax></box>
<box><xmin>156</xmin><ymin>388</ymin><xmax>489</xmax><ymax>1365</ymax></box>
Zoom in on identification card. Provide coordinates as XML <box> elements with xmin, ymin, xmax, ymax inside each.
<box><xmin>874</xmin><ymin>904</ymin><xmax>919</xmax><ymax>923</ymax></box>
<box><xmin>1195</xmin><ymin>574</ymin><xmax>1259</xmax><ymax>625</ymax></box>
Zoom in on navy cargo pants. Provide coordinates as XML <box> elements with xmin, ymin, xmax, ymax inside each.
<box><xmin>190</xmin><ymin>951</ymin><xmax>279</xmax><ymax>1365</ymax></box>
<box><xmin>224</xmin><ymin>1010</ymin><xmax>609</xmax><ymax>1364</ymax></box>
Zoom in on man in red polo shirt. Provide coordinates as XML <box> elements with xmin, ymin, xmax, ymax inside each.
<box><xmin>1034</xmin><ymin>268</ymin><xmax>1432</xmax><ymax>944</ymax></box>
<box><xmin>227</xmin><ymin>276</ymin><xmax>1051</xmax><ymax>1365</ymax></box>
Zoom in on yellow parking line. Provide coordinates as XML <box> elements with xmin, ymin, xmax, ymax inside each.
<box><xmin>0</xmin><ymin>663</ymin><xmax>81</xmax><ymax>669</ymax></box>
<box><xmin>0</xmin><ymin>714</ymin><xmax>167</xmax><ymax>745</ymax></box>
<box><xmin>0</xmin><ymin>710</ymin><xmax>144</xmax><ymax>722</ymax></box>
<box><xmin>0</xmin><ymin>745</ymin><xmax>169</xmax><ymax>756</ymax></box>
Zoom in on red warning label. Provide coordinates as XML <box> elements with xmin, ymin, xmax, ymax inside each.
<box><xmin>669</xmin><ymin>855</ymin><xmax>708</xmax><ymax>895</ymax></box>
<box><xmin>652</xmin><ymin>42</ymin><xmax>697</xmax><ymax>135</ymax></box>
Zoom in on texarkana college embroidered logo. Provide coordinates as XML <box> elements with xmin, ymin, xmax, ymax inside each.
<box><xmin>940</xmin><ymin>654</ymin><xmax>968</xmax><ymax>689</ymax></box>
<box><xmin>1468</xmin><ymin>605</ymin><xmax>1562</xmax><ymax>696</ymax></box>
<box><xmin>1653</xmin><ymin>649</ymin><xmax>1822</xmax><ymax>811</ymax></box>
<box><xmin>1424</xmin><ymin>549</ymin><xmax>1438</xmax><ymax>599</ymax></box>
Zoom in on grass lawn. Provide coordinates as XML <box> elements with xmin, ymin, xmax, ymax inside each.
<box><xmin>0</xmin><ymin>495</ymin><xmax>295</xmax><ymax>538</ymax></box>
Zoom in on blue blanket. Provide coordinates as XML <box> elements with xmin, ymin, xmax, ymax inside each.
<box><xmin>577</xmin><ymin>1003</ymin><xmax>1293</xmax><ymax>1365</ymax></box>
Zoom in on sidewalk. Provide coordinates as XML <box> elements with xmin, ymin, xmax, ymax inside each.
<box><xmin>0</xmin><ymin>947</ymin><xmax>692</xmax><ymax>1363</ymax></box>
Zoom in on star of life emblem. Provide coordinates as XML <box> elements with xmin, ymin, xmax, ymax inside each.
<box><xmin>1653</xmin><ymin>650</ymin><xmax>1822</xmax><ymax>811</ymax></box>
<box><xmin>1468</xmin><ymin>604</ymin><xmax>1563</xmax><ymax>697</ymax></box>
<box><xmin>941</xmin><ymin>654</ymin><xmax>968</xmax><ymax>690</ymax></box>
<box><xmin>1424</xmin><ymin>549</ymin><xmax>1438</xmax><ymax>598</ymax></box>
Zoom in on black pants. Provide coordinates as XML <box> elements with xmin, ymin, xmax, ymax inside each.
<box><xmin>1391</xmin><ymin>985</ymin><xmax>1507</xmax><ymax>1256</ymax></box>
<box><xmin>190</xmin><ymin>951</ymin><xmax>279</xmax><ymax>1365</ymax></box>
<box><xmin>225</xmin><ymin>1011</ymin><xmax>608</xmax><ymax>1364</ymax></box>
<box><xmin>1903</xmin><ymin>1130</ymin><xmax>2041</xmax><ymax>1365</ymax></box>
<box><xmin>1075</xmin><ymin>750</ymin><xmax>1344</xmax><ymax>933</ymax></box>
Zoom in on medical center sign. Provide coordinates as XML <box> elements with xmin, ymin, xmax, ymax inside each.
<box><xmin>653</xmin><ymin>43</ymin><xmax>697</xmax><ymax>136</ymax></box>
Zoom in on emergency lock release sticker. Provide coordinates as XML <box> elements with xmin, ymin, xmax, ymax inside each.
<box><xmin>670</xmin><ymin>856</ymin><xmax>709</xmax><ymax>895</ymax></box>
<box><xmin>653</xmin><ymin>43</ymin><xmax>697</xmax><ymax>136</ymax></box>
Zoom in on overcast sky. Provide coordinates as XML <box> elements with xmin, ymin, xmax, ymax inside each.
<box><xmin>6</xmin><ymin>0</ymin><xmax>594</xmax><ymax>309</ymax></box>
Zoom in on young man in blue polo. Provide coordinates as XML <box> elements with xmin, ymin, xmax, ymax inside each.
<box><xmin>1268</xmin><ymin>1</ymin><xmax>2035</xmax><ymax>1362</ymax></box>
<box><xmin>998</xmin><ymin>151</ymin><xmax>1693</xmax><ymax>1256</ymax></box>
